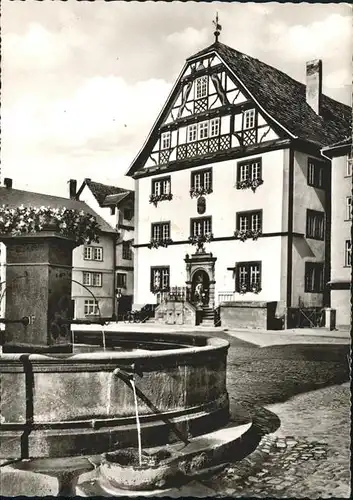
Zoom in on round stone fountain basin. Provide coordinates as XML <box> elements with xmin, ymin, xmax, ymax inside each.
<box><xmin>0</xmin><ymin>331</ymin><xmax>229</xmax><ymax>461</ymax></box>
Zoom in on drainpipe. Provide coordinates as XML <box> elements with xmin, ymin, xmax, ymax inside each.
<box><xmin>320</xmin><ymin>147</ymin><xmax>333</xmax><ymax>312</ymax></box>
<box><xmin>112</xmin><ymin>228</ymin><xmax>117</xmax><ymax>321</ymax></box>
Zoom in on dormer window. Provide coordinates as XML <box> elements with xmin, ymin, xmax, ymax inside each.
<box><xmin>160</xmin><ymin>131</ymin><xmax>171</xmax><ymax>150</ymax></box>
<box><xmin>244</xmin><ymin>109</ymin><xmax>256</xmax><ymax>130</ymax></box>
<box><xmin>195</xmin><ymin>76</ymin><xmax>208</xmax><ymax>99</ymax></box>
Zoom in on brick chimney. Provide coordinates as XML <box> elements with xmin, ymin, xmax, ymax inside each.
<box><xmin>4</xmin><ymin>178</ymin><xmax>13</xmax><ymax>189</ymax></box>
<box><xmin>306</xmin><ymin>59</ymin><xmax>322</xmax><ymax>115</ymax></box>
<box><xmin>69</xmin><ymin>179</ymin><xmax>77</xmax><ymax>199</ymax></box>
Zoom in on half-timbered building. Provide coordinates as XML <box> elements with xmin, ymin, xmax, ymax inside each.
<box><xmin>126</xmin><ymin>38</ymin><xmax>351</xmax><ymax>328</ymax></box>
<box><xmin>74</xmin><ymin>179</ymin><xmax>135</xmax><ymax>316</ymax></box>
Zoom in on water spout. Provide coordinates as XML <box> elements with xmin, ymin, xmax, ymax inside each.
<box><xmin>110</xmin><ymin>365</ymin><xmax>143</xmax><ymax>465</ymax></box>
<box><xmin>107</xmin><ymin>366</ymin><xmax>136</xmax><ymax>417</ymax></box>
<box><xmin>130</xmin><ymin>379</ymin><xmax>142</xmax><ymax>467</ymax></box>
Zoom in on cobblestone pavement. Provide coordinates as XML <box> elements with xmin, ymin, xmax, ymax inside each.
<box><xmin>202</xmin><ymin>383</ymin><xmax>351</xmax><ymax>498</ymax></box>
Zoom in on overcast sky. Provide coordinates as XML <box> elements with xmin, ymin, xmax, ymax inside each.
<box><xmin>2</xmin><ymin>1</ymin><xmax>352</xmax><ymax>198</ymax></box>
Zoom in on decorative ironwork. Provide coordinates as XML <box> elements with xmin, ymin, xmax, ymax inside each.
<box><xmin>213</xmin><ymin>12</ymin><xmax>222</xmax><ymax>43</ymax></box>
<box><xmin>149</xmin><ymin>192</ymin><xmax>173</xmax><ymax>207</ymax></box>
<box><xmin>234</xmin><ymin>229</ymin><xmax>262</xmax><ymax>241</ymax></box>
<box><xmin>147</xmin><ymin>238</ymin><xmax>173</xmax><ymax>249</ymax></box>
<box><xmin>236</xmin><ymin>178</ymin><xmax>264</xmax><ymax>192</ymax></box>
<box><xmin>160</xmin><ymin>286</ymin><xmax>191</xmax><ymax>303</ymax></box>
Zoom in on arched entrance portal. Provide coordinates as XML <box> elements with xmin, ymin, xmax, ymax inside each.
<box><xmin>191</xmin><ymin>269</ymin><xmax>210</xmax><ymax>306</ymax></box>
<box><xmin>185</xmin><ymin>252</ymin><xmax>217</xmax><ymax>310</ymax></box>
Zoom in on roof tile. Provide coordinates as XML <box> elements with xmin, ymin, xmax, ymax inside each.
<box><xmin>191</xmin><ymin>42</ymin><xmax>351</xmax><ymax>146</ymax></box>
<box><xmin>85</xmin><ymin>179</ymin><xmax>132</xmax><ymax>206</ymax></box>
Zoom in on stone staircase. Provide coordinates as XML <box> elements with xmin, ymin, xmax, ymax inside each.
<box><xmin>201</xmin><ymin>306</ymin><xmax>215</xmax><ymax>326</ymax></box>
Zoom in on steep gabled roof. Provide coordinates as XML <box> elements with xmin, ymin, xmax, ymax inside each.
<box><xmin>82</xmin><ymin>179</ymin><xmax>129</xmax><ymax>206</ymax></box>
<box><xmin>127</xmin><ymin>41</ymin><xmax>351</xmax><ymax>176</ymax></box>
<box><xmin>192</xmin><ymin>42</ymin><xmax>351</xmax><ymax>146</ymax></box>
<box><xmin>0</xmin><ymin>186</ymin><xmax>116</xmax><ymax>234</ymax></box>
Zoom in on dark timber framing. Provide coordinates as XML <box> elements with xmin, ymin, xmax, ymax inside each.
<box><xmin>133</xmin><ymin>139</ymin><xmax>291</xmax><ymax>179</ymax></box>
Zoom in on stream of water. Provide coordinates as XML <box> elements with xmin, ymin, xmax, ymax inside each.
<box><xmin>130</xmin><ymin>379</ymin><xmax>142</xmax><ymax>467</ymax></box>
<box><xmin>106</xmin><ymin>372</ymin><xmax>113</xmax><ymax>416</ymax></box>
<box><xmin>102</xmin><ymin>329</ymin><xmax>106</xmax><ymax>351</ymax></box>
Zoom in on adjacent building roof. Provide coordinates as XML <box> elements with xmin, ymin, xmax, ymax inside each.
<box><xmin>103</xmin><ymin>191</ymin><xmax>134</xmax><ymax>208</ymax></box>
<box><xmin>80</xmin><ymin>179</ymin><xmax>133</xmax><ymax>207</ymax></box>
<box><xmin>321</xmin><ymin>135</ymin><xmax>352</xmax><ymax>157</ymax></box>
<box><xmin>0</xmin><ymin>186</ymin><xmax>116</xmax><ymax>234</ymax></box>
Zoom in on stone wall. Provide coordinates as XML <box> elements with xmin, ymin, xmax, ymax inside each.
<box><xmin>220</xmin><ymin>301</ymin><xmax>280</xmax><ymax>330</ymax></box>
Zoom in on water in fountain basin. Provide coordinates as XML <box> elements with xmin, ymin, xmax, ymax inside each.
<box><xmin>130</xmin><ymin>379</ymin><xmax>142</xmax><ymax>467</ymax></box>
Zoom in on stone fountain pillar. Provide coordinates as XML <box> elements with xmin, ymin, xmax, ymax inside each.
<box><xmin>0</xmin><ymin>231</ymin><xmax>77</xmax><ymax>352</ymax></box>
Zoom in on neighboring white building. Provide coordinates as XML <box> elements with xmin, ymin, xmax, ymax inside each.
<box><xmin>126</xmin><ymin>39</ymin><xmax>350</xmax><ymax>328</ymax></box>
<box><xmin>322</xmin><ymin>138</ymin><xmax>352</xmax><ymax>329</ymax></box>
<box><xmin>75</xmin><ymin>179</ymin><xmax>135</xmax><ymax>315</ymax></box>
